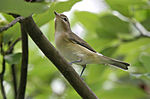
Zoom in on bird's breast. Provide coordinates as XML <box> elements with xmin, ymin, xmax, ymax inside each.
<box><xmin>55</xmin><ymin>32</ymin><xmax>78</xmax><ymax>61</ymax></box>
<box><xmin>55</xmin><ymin>32</ymin><xmax>99</xmax><ymax>65</ymax></box>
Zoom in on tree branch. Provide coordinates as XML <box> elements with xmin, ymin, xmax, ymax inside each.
<box><xmin>17</xmin><ymin>23</ymin><xmax>28</xmax><ymax>99</ymax></box>
<box><xmin>20</xmin><ymin>16</ymin><xmax>99</xmax><ymax>99</ymax></box>
<box><xmin>0</xmin><ymin>16</ymin><xmax>24</xmax><ymax>33</ymax></box>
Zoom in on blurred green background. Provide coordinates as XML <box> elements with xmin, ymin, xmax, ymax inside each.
<box><xmin>0</xmin><ymin>0</ymin><xmax>150</xmax><ymax>99</ymax></box>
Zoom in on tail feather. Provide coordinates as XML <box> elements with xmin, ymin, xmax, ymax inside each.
<box><xmin>100</xmin><ymin>56</ymin><xmax>130</xmax><ymax>70</ymax></box>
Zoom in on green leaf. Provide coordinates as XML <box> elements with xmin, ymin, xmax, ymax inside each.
<box><xmin>0</xmin><ymin>20</ymin><xmax>8</xmax><ymax>45</ymax></box>
<box><xmin>99</xmin><ymin>86</ymin><xmax>146</xmax><ymax>99</ymax></box>
<box><xmin>116</xmin><ymin>38</ymin><xmax>150</xmax><ymax>63</ymax></box>
<box><xmin>140</xmin><ymin>53</ymin><xmax>150</xmax><ymax>73</ymax></box>
<box><xmin>141</xmin><ymin>10</ymin><xmax>150</xmax><ymax>31</ymax></box>
<box><xmin>74</xmin><ymin>11</ymin><xmax>130</xmax><ymax>40</ymax></box>
<box><xmin>134</xmin><ymin>9</ymin><xmax>148</xmax><ymax>22</ymax></box>
<box><xmin>3</xmin><ymin>23</ymin><xmax>20</xmax><ymax>44</ymax></box>
<box><xmin>2</xmin><ymin>13</ymin><xmax>14</xmax><ymax>22</ymax></box>
<box><xmin>0</xmin><ymin>0</ymin><xmax>48</xmax><ymax>17</ymax></box>
<box><xmin>101</xmin><ymin>46</ymin><xmax>118</xmax><ymax>57</ymax></box>
<box><xmin>74</xmin><ymin>11</ymin><xmax>100</xmax><ymax>32</ymax></box>
<box><xmin>0</xmin><ymin>20</ymin><xmax>8</xmax><ymax>27</ymax></box>
<box><xmin>54</xmin><ymin>0</ymin><xmax>81</xmax><ymax>13</ymax></box>
<box><xmin>97</xmin><ymin>12</ymin><xmax>130</xmax><ymax>39</ymax></box>
<box><xmin>34</xmin><ymin>0</ymin><xmax>81</xmax><ymax>26</ymax></box>
<box><xmin>4</xmin><ymin>53</ymin><xmax>22</xmax><ymax>64</ymax></box>
<box><xmin>105</xmin><ymin>0</ymin><xmax>148</xmax><ymax>17</ymax></box>
<box><xmin>105</xmin><ymin>0</ymin><xmax>150</xmax><ymax>31</ymax></box>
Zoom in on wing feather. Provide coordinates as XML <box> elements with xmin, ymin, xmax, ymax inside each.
<box><xmin>68</xmin><ymin>32</ymin><xmax>96</xmax><ymax>53</ymax></box>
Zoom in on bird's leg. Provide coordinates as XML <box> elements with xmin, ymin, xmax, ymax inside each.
<box><xmin>80</xmin><ymin>65</ymin><xmax>86</xmax><ymax>77</ymax></box>
<box><xmin>69</xmin><ymin>59</ymin><xmax>82</xmax><ymax>65</ymax></box>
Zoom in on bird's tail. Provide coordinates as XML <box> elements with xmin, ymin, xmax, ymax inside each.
<box><xmin>97</xmin><ymin>55</ymin><xmax>130</xmax><ymax>70</ymax></box>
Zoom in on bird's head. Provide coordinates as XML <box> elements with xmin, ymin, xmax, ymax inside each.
<box><xmin>54</xmin><ymin>11</ymin><xmax>71</xmax><ymax>32</ymax></box>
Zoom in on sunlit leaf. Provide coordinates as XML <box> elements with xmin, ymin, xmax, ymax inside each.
<box><xmin>74</xmin><ymin>11</ymin><xmax>100</xmax><ymax>32</ymax></box>
<box><xmin>141</xmin><ymin>10</ymin><xmax>150</xmax><ymax>31</ymax></box>
<box><xmin>74</xmin><ymin>11</ymin><xmax>131</xmax><ymax>40</ymax></box>
<box><xmin>4</xmin><ymin>53</ymin><xmax>22</xmax><ymax>64</ymax></box>
<box><xmin>117</xmin><ymin>38</ymin><xmax>150</xmax><ymax>55</ymax></box>
<box><xmin>105</xmin><ymin>0</ymin><xmax>148</xmax><ymax>17</ymax></box>
<box><xmin>140</xmin><ymin>53</ymin><xmax>150</xmax><ymax>73</ymax></box>
<box><xmin>99</xmin><ymin>85</ymin><xmax>146</xmax><ymax>99</ymax></box>
<box><xmin>0</xmin><ymin>20</ymin><xmax>8</xmax><ymax>44</ymax></box>
<box><xmin>97</xmin><ymin>12</ymin><xmax>131</xmax><ymax>39</ymax></box>
<box><xmin>3</xmin><ymin>23</ymin><xmax>20</xmax><ymax>44</ymax></box>
<box><xmin>101</xmin><ymin>45</ymin><xmax>119</xmax><ymax>57</ymax></box>
<box><xmin>2</xmin><ymin>13</ymin><xmax>14</xmax><ymax>22</ymax></box>
<box><xmin>0</xmin><ymin>0</ymin><xmax>48</xmax><ymax>17</ymax></box>
<box><xmin>0</xmin><ymin>20</ymin><xmax>8</xmax><ymax>27</ymax></box>
<box><xmin>34</xmin><ymin>0</ymin><xmax>81</xmax><ymax>26</ymax></box>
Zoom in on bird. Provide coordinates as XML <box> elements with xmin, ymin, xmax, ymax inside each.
<box><xmin>54</xmin><ymin>11</ymin><xmax>130</xmax><ymax>77</ymax></box>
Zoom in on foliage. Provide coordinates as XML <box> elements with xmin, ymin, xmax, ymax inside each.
<box><xmin>4</xmin><ymin>53</ymin><xmax>22</xmax><ymax>64</ymax></box>
<box><xmin>0</xmin><ymin>0</ymin><xmax>150</xmax><ymax>99</ymax></box>
<box><xmin>0</xmin><ymin>0</ymin><xmax>48</xmax><ymax>17</ymax></box>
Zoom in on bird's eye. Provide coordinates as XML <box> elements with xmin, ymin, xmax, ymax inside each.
<box><xmin>63</xmin><ymin>18</ymin><xmax>67</xmax><ymax>21</ymax></box>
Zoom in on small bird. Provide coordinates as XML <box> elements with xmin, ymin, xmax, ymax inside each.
<box><xmin>54</xmin><ymin>11</ymin><xmax>130</xmax><ymax>77</ymax></box>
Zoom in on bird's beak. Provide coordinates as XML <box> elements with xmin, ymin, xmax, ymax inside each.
<box><xmin>54</xmin><ymin>11</ymin><xmax>60</xmax><ymax>18</ymax></box>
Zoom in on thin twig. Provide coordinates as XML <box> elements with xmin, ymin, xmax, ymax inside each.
<box><xmin>121</xmin><ymin>35</ymin><xmax>148</xmax><ymax>42</ymax></box>
<box><xmin>0</xmin><ymin>58</ymin><xmax>6</xmax><ymax>99</ymax></box>
<box><xmin>17</xmin><ymin>22</ymin><xmax>28</xmax><ymax>99</ymax></box>
<box><xmin>121</xmin><ymin>20</ymin><xmax>150</xmax><ymax>42</ymax></box>
<box><xmin>0</xmin><ymin>76</ymin><xmax>6</xmax><ymax>99</ymax></box>
<box><xmin>0</xmin><ymin>45</ymin><xmax>6</xmax><ymax>76</ymax></box>
<box><xmin>131</xmin><ymin>19</ymin><xmax>150</xmax><ymax>37</ymax></box>
<box><xmin>0</xmin><ymin>44</ymin><xmax>7</xmax><ymax>99</ymax></box>
<box><xmin>11</xmin><ymin>64</ymin><xmax>17</xmax><ymax>99</ymax></box>
<box><xmin>0</xmin><ymin>16</ymin><xmax>24</xmax><ymax>33</ymax></box>
<box><xmin>5</xmin><ymin>37</ymin><xmax>22</xmax><ymax>54</ymax></box>
<box><xmin>6</xmin><ymin>40</ymin><xmax>18</xmax><ymax>99</ymax></box>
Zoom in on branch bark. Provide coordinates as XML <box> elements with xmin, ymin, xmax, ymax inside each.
<box><xmin>20</xmin><ymin>16</ymin><xmax>99</xmax><ymax>99</ymax></box>
<box><xmin>17</xmin><ymin>23</ymin><xmax>28</xmax><ymax>99</ymax></box>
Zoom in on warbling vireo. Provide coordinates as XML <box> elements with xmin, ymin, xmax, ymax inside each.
<box><xmin>54</xmin><ymin>11</ymin><xmax>130</xmax><ymax>76</ymax></box>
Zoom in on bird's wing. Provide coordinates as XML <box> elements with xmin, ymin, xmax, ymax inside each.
<box><xmin>68</xmin><ymin>32</ymin><xmax>96</xmax><ymax>53</ymax></box>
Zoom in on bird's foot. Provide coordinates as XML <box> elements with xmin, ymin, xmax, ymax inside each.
<box><xmin>79</xmin><ymin>65</ymin><xmax>86</xmax><ymax>78</ymax></box>
<box><xmin>69</xmin><ymin>59</ymin><xmax>82</xmax><ymax>65</ymax></box>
